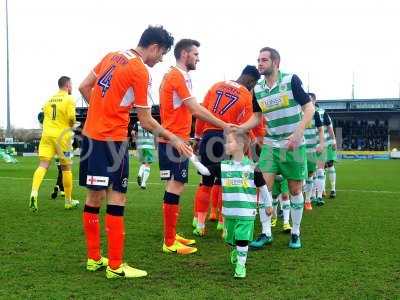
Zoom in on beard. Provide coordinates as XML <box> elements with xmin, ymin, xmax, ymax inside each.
<box><xmin>262</xmin><ymin>67</ymin><xmax>274</xmax><ymax>76</ymax></box>
<box><xmin>186</xmin><ymin>61</ymin><xmax>196</xmax><ymax>71</ymax></box>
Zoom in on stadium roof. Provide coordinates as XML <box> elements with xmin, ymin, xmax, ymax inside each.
<box><xmin>317</xmin><ymin>98</ymin><xmax>400</xmax><ymax>113</ymax></box>
<box><xmin>318</xmin><ymin>98</ymin><xmax>400</xmax><ymax>102</ymax></box>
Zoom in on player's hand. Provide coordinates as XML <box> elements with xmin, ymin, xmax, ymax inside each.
<box><xmin>332</xmin><ymin>140</ymin><xmax>337</xmax><ymax>150</ymax></box>
<box><xmin>265</xmin><ymin>207</ymin><xmax>273</xmax><ymax>216</ymax></box>
<box><xmin>222</xmin><ymin>123</ymin><xmax>238</xmax><ymax>133</ymax></box>
<box><xmin>286</xmin><ymin>127</ymin><xmax>304</xmax><ymax>150</ymax></box>
<box><xmin>229</xmin><ymin>124</ymin><xmax>246</xmax><ymax>135</ymax></box>
<box><xmin>171</xmin><ymin>137</ymin><xmax>193</xmax><ymax>157</ymax></box>
<box><xmin>221</xmin><ymin>122</ymin><xmax>232</xmax><ymax>130</ymax></box>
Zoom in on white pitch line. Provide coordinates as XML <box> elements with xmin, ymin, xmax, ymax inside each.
<box><xmin>0</xmin><ymin>176</ymin><xmax>399</xmax><ymax>194</ymax></box>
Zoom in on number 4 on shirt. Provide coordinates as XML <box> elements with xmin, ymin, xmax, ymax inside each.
<box><xmin>97</xmin><ymin>65</ymin><xmax>116</xmax><ymax>97</ymax></box>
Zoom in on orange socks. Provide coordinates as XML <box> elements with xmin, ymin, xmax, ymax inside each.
<box><xmin>194</xmin><ymin>185</ymin><xmax>212</xmax><ymax>227</ymax></box>
<box><xmin>196</xmin><ymin>185</ymin><xmax>212</xmax><ymax>213</ymax></box>
<box><xmin>217</xmin><ymin>188</ymin><xmax>223</xmax><ymax>224</ymax></box>
<box><xmin>83</xmin><ymin>205</ymin><xmax>101</xmax><ymax>261</ymax></box>
<box><xmin>163</xmin><ymin>192</ymin><xmax>180</xmax><ymax>247</ymax></box>
<box><xmin>105</xmin><ymin>205</ymin><xmax>125</xmax><ymax>270</ymax></box>
<box><xmin>210</xmin><ymin>184</ymin><xmax>221</xmax><ymax>217</ymax></box>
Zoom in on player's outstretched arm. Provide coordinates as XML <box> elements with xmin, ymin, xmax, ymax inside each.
<box><xmin>184</xmin><ymin>98</ymin><xmax>228</xmax><ymax>129</ymax></box>
<box><xmin>238</xmin><ymin>113</ymin><xmax>263</xmax><ymax>132</ymax></box>
<box><xmin>136</xmin><ymin>107</ymin><xmax>192</xmax><ymax>157</ymax></box>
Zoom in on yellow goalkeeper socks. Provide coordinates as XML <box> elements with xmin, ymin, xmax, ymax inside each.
<box><xmin>31</xmin><ymin>166</ymin><xmax>47</xmax><ymax>194</ymax></box>
<box><xmin>62</xmin><ymin>170</ymin><xmax>73</xmax><ymax>202</ymax></box>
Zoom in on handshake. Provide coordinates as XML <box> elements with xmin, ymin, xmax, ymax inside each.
<box><xmin>171</xmin><ymin>123</ymin><xmax>248</xmax><ymax>158</ymax></box>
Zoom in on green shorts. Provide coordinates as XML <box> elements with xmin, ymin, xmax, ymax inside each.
<box><xmin>224</xmin><ymin>218</ymin><xmax>254</xmax><ymax>245</ymax></box>
<box><xmin>316</xmin><ymin>148</ymin><xmax>327</xmax><ymax>163</ymax></box>
<box><xmin>306</xmin><ymin>152</ymin><xmax>317</xmax><ymax>174</ymax></box>
<box><xmin>138</xmin><ymin>148</ymin><xmax>154</xmax><ymax>163</ymax></box>
<box><xmin>272</xmin><ymin>177</ymin><xmax>289</xmax><ymax>197</ymax></box>
<box><xmin>316</xmin><ymin>145</ymin><xmax>337</xmax><ymax>163</ymax></box>
<box><xmin>326</xmin><ymin>145</ymin><xmax>337</xmax><ymax>161</ymax></box>
<box><xmin>258</xmin><ymin>144</ymin><xmax>307</xmax><ymax>181</ymax></box>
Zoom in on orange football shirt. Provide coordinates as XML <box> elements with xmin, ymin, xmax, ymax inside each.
<box><xmin>159</xmin><ymin>66</ymin><xmax>194</xmax><ymax>142</ymax></box>
<box><xmin>195</xmin><ymin>80</ymin><xmax>253</xmax><ymax>136</ymax></box>
<box><xmin>84</xmin><ymin>49</ymin><xmax>151</xmax><ymax>141</ymax></box>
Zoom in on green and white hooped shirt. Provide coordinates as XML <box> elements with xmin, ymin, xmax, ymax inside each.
<box><xmin>221</xmin><ymin>157</ymin><xmax>262</xmax><ymax>220</ymax></box>
<box><xmin>253</xmin><ymin>72</ymin><xmax>310</xmax><ymax>149</ymax></box>
<box><xmin>304</xmin><ymin>117</ymin><xmax>318</xmax><ymax>153</ymax></box>
<box><xmin>304</xmin><ymin>112</ymin><xmax>323</xmax><ymax>153</ymax></box>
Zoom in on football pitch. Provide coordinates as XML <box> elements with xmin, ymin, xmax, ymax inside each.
<box><xmin>1</xmin><ymin>157</ymin><xmax>400</xmax><ymax>299</ymax></box>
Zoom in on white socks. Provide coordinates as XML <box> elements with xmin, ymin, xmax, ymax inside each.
<box><xmin>236</xmin><ymin>246</ymin><xmax>248</xmax><ymax>266</ymax></box>
<box><xmin>138</xmin><ymin>164</ymin><xmax>145</xmax><ymax>178</ymax></box>
<box><xmin>327</xmin><ymin>166</ymin><xmax>336</xmax><ymax>191</ymax></box>
<box><xmin>281</xmin><ymin>197</ymin><xmax>291</xmax><ymax>225</ymax></box>
<box><xmin>304</xmin><ymin>176</ymin><xmax>314</xmax><ymax>203</ymax></box>
<box><xmin>311</xmin><ymin>175</ymin><xmax>317</xmax><ymax>199</ymax></box>
<box><xmin>141</xmin><ymin>166</ymin><xmax>151</xmax><ymax>187</ymax></box>
<box><xmin>259</xmin><ymin>206</ymin><xmax>271</xmax><ymax>237</ymax></box>
<box><xmin>290</xmin><ymin>193</ymin><xmax>304</xmax><ymax>236</ymax></box>
<box><xmin>316</xmin><ymin>168</ymin><xmax>325</xmax><ymax>198</ymax></box>
<box><xmin>272</xmin><ymin>196</ymin><xmax>279</xmax><ymax>218</ymax></box>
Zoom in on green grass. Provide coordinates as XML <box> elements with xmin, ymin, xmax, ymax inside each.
<box><xmin>1</xmin><ymin>158</ymin><xmax>400</xmax><ymax>299</ymax></box>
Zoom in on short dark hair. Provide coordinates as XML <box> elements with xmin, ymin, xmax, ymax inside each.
<box><xmin>58</xmin><ymin>76</ymin><xmax>71</xmax><ymax>88</ymax></box>
<box><xmin>241</xmin><ymin>65</ymin><xmax>260</xmax><ymax>81</ymax></box>
<box><xmin>174</xmin><ymin>39</ymin><xmax>200</xmax><ymax>60</ymax></box>
<box><xmin>260</xmin><ymin>47</ymin><xmax>280</xmax><ymax>64</ymax></box>
<box><xmin>138</xmin><ymin>25</ymin><xmax>174</xmax><ymax>52</ymax></box>
<box><xmin>308</xmin><ymin>92</ymin><xmax>316</xmax><ymax>100</ymax></box>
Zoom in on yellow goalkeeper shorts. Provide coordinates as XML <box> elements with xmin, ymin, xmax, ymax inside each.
<box><xmin>38</xmin><ymin>134</ymin><xmax>73</xmax><ymax>164</ymax></box>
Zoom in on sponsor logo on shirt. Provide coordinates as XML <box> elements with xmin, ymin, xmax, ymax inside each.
<box><xmin>224</xmin><ymin>178</ymin><xmax>248</xmax><ymax>187</ymax></box>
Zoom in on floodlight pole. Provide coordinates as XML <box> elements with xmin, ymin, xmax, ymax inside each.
<box><xmin>351</xmin><ymin>72</ymin><xmax>355</xmax><ymax>100</ymax></box>
<box><xmin>5</xmin><ymin>0</ymin><xmax>11</xmax><ymax>137</ymax></box>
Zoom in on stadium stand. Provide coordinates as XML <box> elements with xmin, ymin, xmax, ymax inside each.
<box><xmin>318</xmin><ymin>98</ymin><xmax>400</xmax><ymax>151</ymax></box>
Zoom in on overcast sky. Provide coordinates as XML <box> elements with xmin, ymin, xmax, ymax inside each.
<box><xmin>1</xmin><ymin>0</ymin><xmax>399</xmax><ymax>129</ymax></box>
